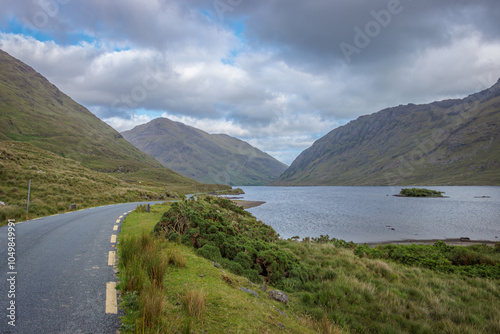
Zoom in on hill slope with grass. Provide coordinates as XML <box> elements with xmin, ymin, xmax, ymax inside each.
<box><xmin>275</xmin><ymin>79</ymin><xmax>500</xmax><ymax>186</ymax></box>
<box><xmin>122</xmin><ymin>117</ymin><xmax>288</xmax><ymax>185</ymax></box>
<box><xmin>0</xmin><ymin>141</ymin><xmax>173</xmax><ymax>223</ymax></box>
<box><xmin>0</xmin><ymin>49</ymin><xmax>212</xmax><ymax>189</ymax></box>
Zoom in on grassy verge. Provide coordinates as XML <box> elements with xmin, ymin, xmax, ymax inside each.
<box><xmin>118</xmin><ymin>203</ymin><xmax>321</xmax><ymax>333</ymax></box>
<box><xmin>119</xmin><ymin>198</ymin><xmax>500</xmax><ymax>333</ymax></box>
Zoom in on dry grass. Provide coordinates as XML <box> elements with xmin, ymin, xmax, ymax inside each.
<box><xmin>166</xmin><ymin>247</ymin><xmax>186</xmax><ymax>268</ymax></box>
<box><xmin>183</xmin><ymin>289</ymin><xmax>207</xmax><ymax>320</ymax></box>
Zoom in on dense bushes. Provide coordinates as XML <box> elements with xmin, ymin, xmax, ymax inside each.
<box><xmin>154</xmin><ymin>196</ymin><xmax>311</xmax><ymax>288</ymax></box>
<box><xmin>399</xmin><ymin>187</ymin><xmax>444</xmax><ymax>197</ymax></box>
<box><xmin>355</xmin><ymin>241</ymin><xmax>500</xmax><ymax>278</ymax></box>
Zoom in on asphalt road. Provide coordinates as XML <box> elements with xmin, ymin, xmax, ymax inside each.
<box><xmin>0</xmin><ymin>201</ymin><xmax>162</xmax><ymax>334</ymax></box>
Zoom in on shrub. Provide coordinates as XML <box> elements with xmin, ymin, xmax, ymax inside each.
<box><xmin>196</xmin><ymin>244</ymin><xmax>222</xmax><ymax>262</ymax></box>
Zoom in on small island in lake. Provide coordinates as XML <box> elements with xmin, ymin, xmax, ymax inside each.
<box><xmin>396</xmin><ymin>188</ymin><xmax>445</xmax><ymax>197</ymax></box>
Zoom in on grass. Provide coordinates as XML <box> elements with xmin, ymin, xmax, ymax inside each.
<box><xmin>118</xmin><ymin>199</ymin><xmax>500</xmax><ymax>333</ymax></box>
<box><xmin>183</xmin><ymin>289</ymin><xmax>207</xmax><ymax>320</ymax></box>
<box><xmin>0</xmin><ymin>141</ymin><xmax>228</xmax><ymax>225</ymax></box>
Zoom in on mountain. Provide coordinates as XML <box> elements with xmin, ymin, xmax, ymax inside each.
<box><xmin>274</xmin><ymin>79</ymin><xmax>500</xmax><ymax>186</ymax></box>
<box><xmin>0</xmin><ymin>49</ymin><xmax>220</xmax><ymax>190</ymax></box>
<box><xmin>122</xmin><ymin>117</ymin><xmax>288</xmax><ymax>185</ymax></box>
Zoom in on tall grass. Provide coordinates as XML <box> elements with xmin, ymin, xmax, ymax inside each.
<box><xmin>183</xmin><ymin>289</ymin><xmax>207</xmax><ymax>320</ymax></box>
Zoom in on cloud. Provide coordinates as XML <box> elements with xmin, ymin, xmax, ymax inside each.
<box><xmin>1</xmin><ymin>0</ymin><xmax>500</xmax><ymax>165</ymax></box>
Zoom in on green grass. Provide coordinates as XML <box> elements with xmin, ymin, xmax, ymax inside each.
<box><xmin>119</xmin><ymin>199</ymin><xmax>500</xmax><ymax>333</ymax></box>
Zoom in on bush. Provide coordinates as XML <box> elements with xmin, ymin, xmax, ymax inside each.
<box><xmin>155</xmin><ymin>196</ymin><xmax>311</xmax><ymax>288</ymax></box>
<box><xmin>196</xmin><ymin>244</ymin><xmax>222</xmax><ymax>262</ymax></box>
<box><xmin>399</xmin><ymin>188</ymin><xmax>444</xmax><ymax>197</ymax></box>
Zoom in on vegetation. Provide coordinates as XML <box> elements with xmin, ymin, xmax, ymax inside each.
<box><xmin>213</xmin><ymin>187</ymin><xmax>246</xmax><ymax>195</ymax></box>
<box><xmin>154</xmin><ymin>196</ymin><xmax>311</xmax><ymax>287</ymax></box>
<box><xmin>119</xmin><ymin>199</ymin><xmax>500</xmax><ymax>333</ymax></box>
<box><xmin>398</xmin><ymin>188</ymin><xmax>444</xmax><ymax>197</ymax></box>
<box><xmin>0</xmin><ymin>49</ymin><xmax>230</xmax><ymax>214</ymax></box>
<box><xmin>355</xmin><ymin>241</ymin><xmax>500</xmax><ymax>278</ymax></box>
<box><xmin>0</xmin><ymin>141</ymin><xmax>226</xmax><ymax>225</ymax></box>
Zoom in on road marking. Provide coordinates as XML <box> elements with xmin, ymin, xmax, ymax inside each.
<box><xmin>113</xmin><ymin>225</ymin><xmax>118</xmax><ymax>231</ymax></box>
<box><xmin>115</xmin><ymin>219</ymin><xmax>120</xmax><ymax>224</ymax></box>
<box><xmin>108</xmin><ymin>251</ymin><xmax>116</xmax><ymax>266</ymax></box>
<box><xmin>105</xmin><ymin>282</ymin><xmax>118</xmax><ymax>314</ymax></box>
<box><xmin>110</xmin><ymin>235</ymin><xmax>117</xmax><ymax>243</ymax></box>
<box><xmin>119</xmin><ymin>215</ymin><xmax>123</xmax><ymax>219</ymax></box>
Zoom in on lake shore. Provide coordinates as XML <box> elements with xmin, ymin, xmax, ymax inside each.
<box><xmin>366</xmin><ymin>238</ymin><xmax>498</xmax><ymax>247</ymax></box>
<box><xmin>234</xmin><ymin>200</ymin><xmax>266</xmax><ymax>209</ymax></box>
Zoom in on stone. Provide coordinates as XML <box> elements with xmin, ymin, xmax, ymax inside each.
<box><xmin>278</xmin><ymin>323</ymin><xmax>285</xmax><ymax>330</ymax></box>
<box><xmin>259</xmin><ymin>284</ymin><xmax>267</xmax><ymax>292</ymax></box>
<box><xmin>68</xmin><ymin>203</ymin><xmax>77</xmax><ymax>210</ymax></box>
<box><xmin>239</xmin><ymin>287</ymin><xmax>259</xmax><ymax>299</ymax></box>
<box><xmin>268</xmin><ymin>290</ymin><xmax>288</xmax><ymax>305</ymax></box>
<box><xmin>278</xmin><ymin>309</ymin><xmax>286</xmax><ymax>317</ymax></box>
<box><xmin>213</xmin><ymin>262</ymin><xmax>221</xmax><ymax>268</ymax></box>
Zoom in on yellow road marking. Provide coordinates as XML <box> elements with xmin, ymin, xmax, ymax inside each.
<box><xmin>118</xmin><ymin>215</ymin><xmax>123</xmax><ymax>219</ymax></box>
<box><xmin>113</xmin><ymin>225</ymin><xmax>118</xmax><ymax>231</ymax></box>
<box><xmin>108</xmin><ymin>251</ymin><xmax>116</xmax><ymax>266</ymax></box>
<box><xmin>115</xmin><ymin>219</ymin><xmax>120</xmax><ymax>224</ymax></box>
<box><xmin>110</xmin><ymin>235</ymin><xmax>117</xmax><ymax>243</ymax></box>
<box><xmin>105</xmin><ymin>282</ymin><xmax>117</xmax><ymax>314</ymax></box>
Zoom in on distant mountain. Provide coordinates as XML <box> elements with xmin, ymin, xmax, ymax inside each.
<box><xmin>122</xmin><ymin>117</ymin><xmax>288</xmax><ymax>185</ymax></box>
<box><xmin>274</xmin><ymin>79</ymin><xmax>500</xmax><ymax>186</ymax></box>
<box><xmin>0</xmin><ymin>49</ymin><xmax>212</xmax><ymax>189</ymax></box>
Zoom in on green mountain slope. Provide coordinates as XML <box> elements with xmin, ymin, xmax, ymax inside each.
<box><xmin>275</xmin><ymin>79</ymin><xmax>500</xmax><ymax>186</ymax></box>
<box><xmin>0</xmin><ymin>49</ymin><xmax>218</xmax><ymax>190</ymax></box>
<box><xmin>122</xmin><ymin>117</ymin><xmax>288</xmax><ymax>185</ymax></box>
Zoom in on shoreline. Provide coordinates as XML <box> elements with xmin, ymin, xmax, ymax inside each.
<box><xmin>234</xmin><ymin>200</ymin><xmax>266</xmax><ymax>209</ymax></box>
<box><xmin>365</xmin><ymin>238</ymin><xmax>498</xmax><ymax>247</ymax></box>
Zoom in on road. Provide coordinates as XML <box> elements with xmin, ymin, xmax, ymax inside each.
<box><xmin>0</xmin><ymin>201</ymin><xmax>162</xmax><ymax>334</ymax></box>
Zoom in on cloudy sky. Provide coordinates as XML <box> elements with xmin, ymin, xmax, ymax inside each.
<box><xmin>1</xmin><ymin>0</ymin><xmax>499</xmax><ymax>165</ymax></box>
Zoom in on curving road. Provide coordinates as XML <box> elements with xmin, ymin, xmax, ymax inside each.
<box><xmin>0</xmin><ymin>201</ymin><xmax>162</xmax><ymax>334</ymax></box>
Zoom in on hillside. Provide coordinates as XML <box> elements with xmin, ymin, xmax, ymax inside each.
<box><xmin>0</xmin><ymin>141</ymin><xmax>168</xmax><ymax>223</ymax></box>
<box><xmin>275</xmin><ymin>79</ymin><xmax>500</xmax><ymax>186</ymax></box>
<box><xmin>122</xmin><ymin>117</ymin><xmax>288</xmax><ymax>185</ymax></box>
<box><xmin>0</xmin><ymin>49</ymin><xmax>226</xmax><ymax>192</ymax></box>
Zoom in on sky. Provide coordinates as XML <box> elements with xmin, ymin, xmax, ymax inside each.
<box><xmin>0</xmin><ymin>0</ymin><xmax>499</xmax><ymax>165</ymax></box>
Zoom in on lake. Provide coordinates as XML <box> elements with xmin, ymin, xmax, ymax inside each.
<box><xmin>236</xmin><ymin>186</ymin><xmax>500</xmax><ymax>243</ymax></box>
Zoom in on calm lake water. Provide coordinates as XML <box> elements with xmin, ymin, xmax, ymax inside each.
<box><xmin>236</xmin><ymin>186</ymin><xmax>500</xmax><ymax>243</ymax></box>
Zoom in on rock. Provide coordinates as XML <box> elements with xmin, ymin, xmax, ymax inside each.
<box><xmin>68</xmin><ymin>203</ymin><xmax>77</xmax><ymax>210</ymax></box>
<box><xmin>459</xmin><ymin>237</ymin><xmax>471</xmax><ymax>242</ymax></box>
<box><xmin>278</xmin><ymin>323</ymin><xmax>285</xmax><ymax>330</ymax></box>
<box><xmin>199</xmin><ymin>275</ymin><xmax>204</xmax><ymax>277</ymax></box>
<box><xmin>268</xmin><ymin>290</ymin><xmax>288</xmax><ymax>305</ymax></box>
<box><xmin>259</xmin><ymin>284</ymin><xmax>267</xmax><ymax>292</ymax></box>
<box><xmin>0</xmin><ymin>201</ymin><xmax>5</xmax><ymax>206</ymax></box>
<box><xmin>278</xmin><ymin>309</ymin><xmax>286</xmax><ymax>317</ymax></box>
<box><xmin>213</xmin><ymin>262</ymin><xmax>221</xmax><ymax>268</ymax></box>
<box><xmin>239</xmin><ymin>287</ymin><xmax>259</xmax><ymax>299</ymax></box>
